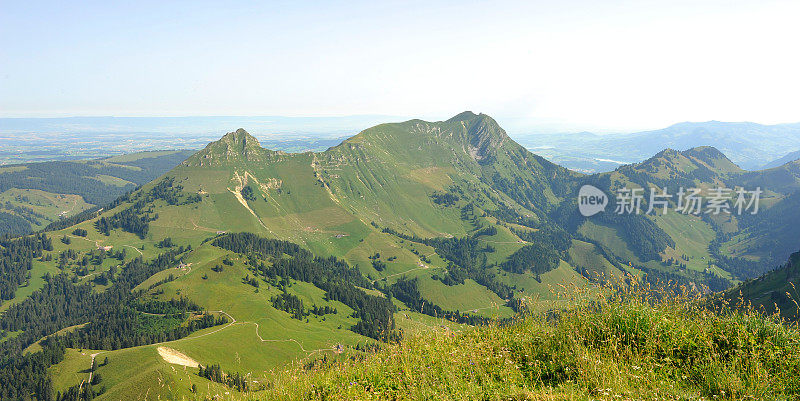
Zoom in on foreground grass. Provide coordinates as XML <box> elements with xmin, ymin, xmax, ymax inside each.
<box><xmin>242</xmin><ymin>292</ymin><xmax>800</xmax><ymax>400</ymax></box>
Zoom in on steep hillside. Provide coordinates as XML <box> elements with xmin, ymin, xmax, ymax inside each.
<box><xmin>2</xmin><ymin>113</ymin><xmax>594</xmax><ymax>320</ymax></box>
<box><xmin>716</xmin><ymin>160</ymin><xmax>800</xmax><ymax>271</ymax></box>
<box><xmin>129</xmin><ymin>112</ymin><xmax>581</xmax><ymax>280</ymax></box>
<box><xmin>610</xmin><ymin>146</ymin><xmax>741</xmax><ymax>189</ymax></box>
<box><xmin>736</xmin><ymin>159</ymin><xmax>800</xmax><ymax>195</ymax></box>
<box><xmin>722</xmin><ymin>190</ymin><xmax>800</xmax><ymax>272</ymax></box>
<box><xmin>557</xmin><ymin>147</ymin><xmax>734</xmax><ymax>291</ymax></box>
<box><xmin>724</xmin><ymin>250</ymin><xmax>800</xmax><ymax>321</ymax></box>
<box><xmin>316</xmin><ymin>112</ymin><xmax>578</xmax><ymax>235</ymax></box>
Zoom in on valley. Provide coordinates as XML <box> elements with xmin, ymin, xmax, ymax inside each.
<box><xmin>517</xmin><ymin>121</ymin><xmax>800</xmax><ymax>173</ymax></box>
<box><xmin>0</xmin><ymin>151</ymin><xmax>196</xmax><ymax>237</ymax></box>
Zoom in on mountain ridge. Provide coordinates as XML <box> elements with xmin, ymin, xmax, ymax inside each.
<box><xmin>5</xmin><ymin>112</ymin><xmax>800</xmax><ymax>400</ymax></box>
<box><xmin>762</xmin><ymin>149</ymin><xmax>800</xmax><ymax>170</ymax></box>
<box><xmin>120</xmin><ymin>114</ymin><xmax>800</xmax><ymax>276</ymax></box>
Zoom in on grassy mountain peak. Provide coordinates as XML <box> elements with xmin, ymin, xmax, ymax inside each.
<box><xmin>458</xmin><ymin>112</ymin><xmax>511</xmax><ymax>162</ymax></box>
<box><xmin>337</xmin><ymin>111</ymin><xmax>512</xmax><ymax>162</ymax></box>
<box><xmin>614</xmin><ymin>145</ymin><xmax>741</xmax><ymax>186</ymax></box>
<box><xmin>682</xmin><ymin>146</ymin><xmax>743</xmax><ymax>173</ymax></box>
<box><xmin>182</xmin><ymin>128</ymin><xmax>274</xmax><ymax>167</ymax></box>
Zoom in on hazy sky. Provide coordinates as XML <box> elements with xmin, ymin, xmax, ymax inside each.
<box><xmin>2</xmin><ymin>0</ymin><xmax>799</xmax><ymax>132</ymax></box>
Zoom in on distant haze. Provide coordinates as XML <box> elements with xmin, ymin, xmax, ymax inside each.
<box><xmin>0</xmin><ymin>115</ymin><xmax>400</xmax><ymax>137</ymax></box>
<box><xmin>3</xmin><ymin>115</ymin><xmax>800</xmax><ymax>173</ymax></box>
<box><xmin>2</xmin><ymin>1</ymin><xmax>799</xmax><ymax>132</ymax></box>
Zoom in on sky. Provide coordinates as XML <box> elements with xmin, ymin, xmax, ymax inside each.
<box><xmin>2</xmin><ymin>0</ymin><xmax>799</xmax><ymax>133</ymax></box>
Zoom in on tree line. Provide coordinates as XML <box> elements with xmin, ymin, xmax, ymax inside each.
<box><xmin>94</xmin><ymin>177</ymin><xmax>201</xmax><ymax>239</ymax></box>
<box><xmin>389</xmin><ymin>278</ymin><xmax>496</xmax><ymax>326</ymax></box>
<box><xmin>212</xmin><ymin>233</ymin><xmax>398</xmax><ymax>341</ymax></box>
<box><xmin>379</xmin><ymin>226</ymin><xmax>515</xmax><ymax>300</ymax></box>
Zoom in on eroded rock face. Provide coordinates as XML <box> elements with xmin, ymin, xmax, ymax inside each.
<box><xmin>447</xmin><ymin>111</ymin><xmax>509</xmax><ymax>162</ymax></box>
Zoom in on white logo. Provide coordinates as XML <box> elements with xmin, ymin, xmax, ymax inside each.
<box><xmin>578</xmin><ymin>185</ymin><xmax>608</xmax><ymax>217</ymax></box>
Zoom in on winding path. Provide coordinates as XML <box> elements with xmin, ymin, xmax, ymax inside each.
<box><xmin>66</xmin><ymin>234</ymin><xmax>143</xmax><ymax>257</ymax></box>
<box><xmin>123</xmin><ymin>245</ymin><xmax>143</xmax><ymax>256</ymax></box>
<box><xmin>244</xmin><ymin>321</ymin><xmax>338</xmax><ymax>355</ymax></box>
<box><xmin>375</xmin><ymin>262</ymin><xmax>443</xmax><ymax>283</ymax></box>
<box><xmin>79</xmin><ymin>309</ymin><xmax>338</xmax><ymax>388</ymax></box>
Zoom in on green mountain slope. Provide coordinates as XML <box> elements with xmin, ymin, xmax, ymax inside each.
<box><xmin>5</xmin><ymin>112</ymin><xmax>800</xmax><ymax>400</ymax></box>
<box><xmin>556</xmin><ymin>145</ymin><xmax>800</xmax><ymax>289</ymax></box>
<box><xmin>133</xmin><ymin>112</ymin><xmax>582</xmax><ymax>285</ymax></box>
<box><xmin>175</xmin><ymin>113</ymin><xmax>577</xmax><ymax>238</ymax></box>
<box><xmin>0</xmin><ymin>113</ymin><xmax>596</xmax><ymax>400</ymax></box>
<box><xmin>0</xmin><ymin>150</ymin><xmax>194</xmax><ymax>236</ymax></box>
<box><xmin>723</xmin><ymin>250</ymin><xmax>800</xmax><ymax>321</ymax></box>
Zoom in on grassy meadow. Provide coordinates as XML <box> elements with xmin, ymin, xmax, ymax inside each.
<box><xmin>237</xmin><ymin>285</ymin><xmax>800</xmax><ymax>400</ymax></box>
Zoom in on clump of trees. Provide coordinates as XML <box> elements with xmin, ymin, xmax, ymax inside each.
<box><xmin>271</xmin><ymin>291</ymin><xmax>337</xmax><ymax>320</ymax></box>
<box><xmin>501</xmin><ymin>243</ymin><xmax>560</xmax><ymax>275</ymax></box>
<box><xmin>0</xmin><ymin>233</ymin><xmax>53</xmax><ymax>301</ymax></box>
<box><xmin>241</xmin><ymin>185</ymin><xmax>257</xmax><ymax>201</ymax></box>
<box><xmin>198</xmin><ymin>363</ymin><xmax>249</xmax><ymax>392</ymax></box>
<box><xmin>390</xmin><ymin>278</ymin><xmax>493</xmax><ymax>325</ymax></box>
<box><xmin>431</xmin><ymin>191</ymin><xmax>459</xmax><ymax>206</ymax></box>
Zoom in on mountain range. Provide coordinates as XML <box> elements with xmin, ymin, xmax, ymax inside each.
<box><xmin>1</xmin><ymin>112</ymin><xmax>799</xmax><ymax>400</ymax></box>
<box><xmin>519</xmin><ymin>121</ymin><xmax>800</xmax><ymax>172</ymax></box>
